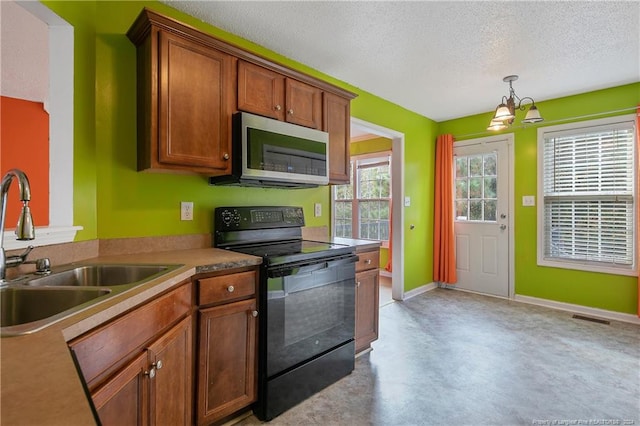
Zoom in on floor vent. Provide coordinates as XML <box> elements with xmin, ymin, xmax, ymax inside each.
<box><xmin>572</xmin><ymin>314</ymin><xmax>610</xmax><ymax>325</ymax></box>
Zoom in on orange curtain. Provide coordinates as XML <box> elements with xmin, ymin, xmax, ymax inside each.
<box><xmin>636</xmin><ymin>106</ymin><xmax>639</xmax><ymax>317</ymax></box>
<box><xmin>433</xmin><ymin>134</ymin><xmax>457</xmax><ymax>284</ymax></box>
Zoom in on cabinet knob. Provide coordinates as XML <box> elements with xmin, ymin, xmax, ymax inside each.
<box><xmin>356</xmin><ymin>281</ymin><xmax>361</xmax><ymax>287</ymax></box>
<box><xmin>251</xmin><ymin>310</ymin><xmax>258</xmax><ymax>317</ymax></box>
<box><xmin>287</xmin><ymin>109</ymin><xmax>294</xmax><ymax>115</ymax></box>
<box><xmin>145</xmin><ymin>368</ymin><xmax>156</xmax><ymax>379</ymax></box>
<box><xmin>275</xmin><ymin>104</ymin><xmax>282</xmax><ymax>111</ymax></box>
<box><xmin>153</xmin><ymin>360</ymin><xmax>163</xmax><ymax>370</ymax></box>
<box><xmin>227</xmin><ymin>285</ymin><xmax>235</xmax><ymax>293</ymax></box>
<box><xmin>223</xmin><ymin>153</ymin><xmax>230</xmax><ymax>160</ymax></box>
<box><xmin>364</xmin><ymin>259</ymin><xmax>372</xmax><ymax>265</ymax></box>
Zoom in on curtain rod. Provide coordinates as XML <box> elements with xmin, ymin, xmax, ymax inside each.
<box><xmin>451</xmin><ymin>106</ymin><xmax>637</xmax><ymax>140</ymax></box>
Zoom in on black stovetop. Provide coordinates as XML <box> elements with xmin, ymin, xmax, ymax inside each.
<box><xmin>225</xmin><ymin>239</ymin><xmax>354</xmax><ymax>267</ymax></box>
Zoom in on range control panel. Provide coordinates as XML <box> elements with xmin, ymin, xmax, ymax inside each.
<box><xmin>214</xmin><ymin>206</ymin><xmax>305</xmax><ymax>231</ymax></box>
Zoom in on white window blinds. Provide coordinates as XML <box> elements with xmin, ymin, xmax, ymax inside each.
<box><xmin>542</xmin><ymin>122</ymin><xmax>636</xmax><ymax>268</ymax></box>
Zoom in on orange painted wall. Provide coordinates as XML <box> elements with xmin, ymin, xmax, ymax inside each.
<box><xmin>0</xmin><ymin>96</ymin><xmax>49</xmax><ymax>227</ymax></box>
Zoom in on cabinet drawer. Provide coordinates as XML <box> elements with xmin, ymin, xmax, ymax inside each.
<box><xmin>356</xmin><ymin>250</ymin><xmax>379</xmax><ymax>272</ymax></box>
<box><xmin>70</xmin><ymin>283</ymin><xmax>192</xmax><ymax>389</ymax></box>
<box><xmin>198</xmin><ymin>271</ymin><xmax>256</xmax><ymax>306</ymax></box>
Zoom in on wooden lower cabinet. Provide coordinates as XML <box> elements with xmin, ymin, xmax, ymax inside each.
<box><xmin>195</xmin><ymin>268</ymin><xmax>258</xmax><ymax>425</ymax></box>
<box><xmin>69</xmin><ymin>283</ymin><xmax>193</xmax><ymax>426</ymax></box>
<box><xmin>90</xmin><ymin>316</ymin><xmax>193</xmax><ymax>426</ymax></box>
<box><xmin>354</xmin><ymin>247</ymin><xmax>380</xmax><ymax>354</ymax></box>
<box><xmin>197</xmin><ymin>298</ymin><xmax>257</xmax><ymax>425</ymax></box>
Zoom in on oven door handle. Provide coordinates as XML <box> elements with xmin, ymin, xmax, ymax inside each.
<box><xmin>267</xmin><ymin>254</ymin><xmax>357</xmax><ymax>278</ymax></box>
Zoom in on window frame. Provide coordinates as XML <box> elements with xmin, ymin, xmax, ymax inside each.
<box><xmin>536</xmin><ymin>114</ymin><xmax>638</xmax><ymax>277</ymax></box>
<box><xmin>332</xmin><ymin>151</ymin><xmax>391</xmax><ymax>247</ymax></box>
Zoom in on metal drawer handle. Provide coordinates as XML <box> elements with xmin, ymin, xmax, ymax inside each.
<box><xmin>364</xmin><ymin>259</ymin><xmax>372</xmax><ymax>265</ymax></box>
<box><xmin>227</xmin><ymin>285</ymin><xmax>235</xmax><ymax>293</ymax></box>
<box><xmin>356</xmin><ymin>281</ymin><xmax>361</xmax><ymax>287</ymax></box>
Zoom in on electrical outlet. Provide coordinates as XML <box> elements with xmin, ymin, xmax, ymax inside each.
<box><xmin>522</xmin><ymin>195</ymin><xmax>536</xmax><ymax>207</ymax></box>
<box><xmin>181</xmin><ymin>201</ymin><xmax>194</xmax><ymax>221</ymax></box>
<box><xmin>404</xmin><ymin>196</ymin><xmax>411</xmax><ymax>207</ymax></box>
<box><xmin>314</xmin><ymin>203</ymin><xmax>322</xmax><ymax>217</ymax></box>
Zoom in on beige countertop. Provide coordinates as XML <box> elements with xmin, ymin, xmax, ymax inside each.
<box><xmin>321</xmin><ymin>236</ymin><xmax>382</xmax><ymax>252</ymax></box>
<box><xmin>0</xmin><ymin>247</ymin><xmax>261</xmax><ymax>426</ymax></box>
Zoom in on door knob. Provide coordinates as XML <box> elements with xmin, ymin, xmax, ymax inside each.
<box><xmin>500</xmin><ymin>213</ymin><xmax>507</xmax><ymax>219</ymax></box>
<box><xmin>500</xmin><ymin>224</ymin><xmax>507</xmax><ymax>230</ymax></box>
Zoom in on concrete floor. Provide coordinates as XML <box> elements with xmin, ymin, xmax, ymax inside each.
<box><xmin>238</xmin><ymin>288</ymin><xmax>640</xmax><ymax>425</ymax></box>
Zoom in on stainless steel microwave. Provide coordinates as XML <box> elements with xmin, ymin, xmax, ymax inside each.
<box><xmin>209</xmin><ymin>112</ymin><xmax>329</xmax><ymax>188</ymax></box>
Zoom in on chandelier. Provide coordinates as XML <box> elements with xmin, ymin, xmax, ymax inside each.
<box><xmin>487</xmin><ymin>75</ymin><xmax>544</xmax><ymax>131</ymax></box>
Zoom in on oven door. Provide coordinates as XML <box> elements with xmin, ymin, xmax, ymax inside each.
<box><xmin>265</xmin><ymin>254</ymin><xmax>357</xmax><ymax>378</ymax></box>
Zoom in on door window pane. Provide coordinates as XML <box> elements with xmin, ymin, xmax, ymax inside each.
<box><xmin>455</xmin><ymin>152</ymin><xmax>499</xmax><ymax>222</ymax></box>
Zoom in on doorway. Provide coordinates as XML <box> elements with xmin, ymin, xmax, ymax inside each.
<box><xmin>453</xmin><ymin>135</ymin><xmax>514</xmax><ymax>298</ymax></box>
<box><xmin>349</xmin><ymin>118</ymin><xmax>405</xmax><ymax>304</ymax></box>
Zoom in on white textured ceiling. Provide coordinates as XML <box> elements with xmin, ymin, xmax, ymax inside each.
<box><xmin>163</xmin><ymin>0</ymin><xmax>639</xmax><ymax>122</ymax></box>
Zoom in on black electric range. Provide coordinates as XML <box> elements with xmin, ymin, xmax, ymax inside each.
<box><xmin>213</xmin><ymin>206</ymin><xmax>357</xmax><ymax>421</ymax></box>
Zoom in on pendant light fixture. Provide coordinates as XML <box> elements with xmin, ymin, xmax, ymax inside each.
<box><xmin>487</xmin><ymin>75</ymin><xmax>544</xmax><ymax>131</ymax></box>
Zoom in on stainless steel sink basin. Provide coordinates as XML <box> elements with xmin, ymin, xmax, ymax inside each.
<box><xmin>1</xmin><ymin>287</ymin><xmax>111</xmax><ymax>328</ymax></box>
<box><xmin>26</xmin><ymin>264</ymin><xmax>172</xmax><ymax>287</ymax></box>
<box><xmin>1</xmin><ymin>263</ymin><xmax>182</xmax><ymax>336</ymax></box>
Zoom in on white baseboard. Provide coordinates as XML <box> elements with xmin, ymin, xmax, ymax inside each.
<box><xmin>402</xmin><ymin>282</ymin><xmax>437</xmax><ymax>300</ymax></box>
<box><xmin>514</xmin><ymin>294</ymin><xmax>640</xmax><ymax>325</ymax></box>
<box><xmin>380</xmin><ymin>269</ymin><xmax>392</xmax><ymax>278</ymax></box>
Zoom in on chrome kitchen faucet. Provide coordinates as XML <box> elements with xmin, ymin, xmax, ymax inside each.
<box><xmin>0</xmin><ymin>169</ymin><xmax>36</xmax><ymax>283</ymax></box>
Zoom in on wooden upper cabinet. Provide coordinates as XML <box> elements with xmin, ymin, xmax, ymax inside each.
<box><xmin>238</xmin><ymin>61</ymin><xmax>322</xmax><ymax>130</ymax></box>
<box><xmin>128</xmin><ymin>9</ymin><xmax>356</xmax><ymax>178</ymax></box>
<box><xmin>128</xmin><ymin>11</ymin><xmax>236</xmax><ymax>175</ymax></box>
<box><xmin>285</xmin><ymin>78</ymin><xmax>322</xmax><ymax>129</ymax></box>
<box><xmin>157</xmin><ymin>32</ymin><xmax>235</xmax><ymax>173</ymax></box>
<box><xmin>237</xmin><ymin>61</ymin><xmax>285</xmax><ymax>121</ymax></box>
<box><xmin>324</xmin><ymin>92</ymin><xmax>351</xmax><ymax>184</ymax></box>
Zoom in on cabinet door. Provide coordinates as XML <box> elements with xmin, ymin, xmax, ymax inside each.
<box><xmin>237</xmin><ymin>61</ymin><xmax>285</xmax><ymax>121</ymax></box>
<box><xmin>355</xmin><ymin>268</ymin><xmax>380</xmax><ymax>353</ymax></box>
<box><xmin>158</xmin><ymin>30</ymin><xmax>234</xmax><ymax>173</ymax></box>
<box><xmin>148</xmin><ymin>316</ymin><xmax>193</xmax><ymax>426</ymax></box>
<box><xmin>92</xmin><ymin>353</ymin><xmax>149</xmax><ymax>426</ymax></box>
<box><xmin>197</xmin><ymin>299</ymin><xmax>257</xmax><ymax>425</ymax></box>
<box><xmin>285</xmin><ymin>79</ymin><xmax>322</xmax><ymax>129</ymax></box>
<box><xmin>323</xmin><ymin>92</ymin><xmax>351</xmax><ymax>184</ymax></box>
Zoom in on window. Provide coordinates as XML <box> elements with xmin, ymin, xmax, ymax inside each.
<box><xmin>455</xmin><ymin>152</ymin><xmax>497</xmax><ymax>222</ymax></box>
<box><xmin>537</xmin><ymin>115</ymin><xmax>637</xmax><ymax>275</ymax></box>
<box><xmin>333</xmin><ymin>153</ymin><xmax>391</xmax><ymax>244</ymax></box>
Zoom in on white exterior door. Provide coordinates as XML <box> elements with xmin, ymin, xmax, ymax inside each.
<box><xmin>453</xmin><ymin>136</ymin><xmax>511</xmax><ymax>297</ymax></box>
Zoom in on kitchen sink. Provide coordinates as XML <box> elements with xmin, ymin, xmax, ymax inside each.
<box><xmin>26</xmin><ymin>264</ymin><xmax>173</xmax><ymax>287</ymax></box>
<box><xmin>1</xmin><ymin>287</ymin><xmax>111</xmax><ymax>328</ymax></box>
<box><xmin>1</xmin><ymin>263</ymin><xmax>182</xmax><ymax>336</ymax></box>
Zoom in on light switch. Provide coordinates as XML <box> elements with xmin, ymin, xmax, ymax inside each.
<box><xmin>522</xmin><ymin>195</ymin><xmax>535</xmax><ymax>207</ymax></box>
<box><xmin>404</xmin><ymin>196</ymin><xmax>411</xmax><ymax>207</ymax></box>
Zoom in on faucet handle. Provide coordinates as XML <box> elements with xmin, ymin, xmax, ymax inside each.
<box><xmin>4</xmin><ymin>245</ymin><xmax>34</xmax><ymax>268</ymax></box>
<box><xmin>16</xmin><ymin>245</ymin><xmax>34</xmax><ymax>262</ymax></box>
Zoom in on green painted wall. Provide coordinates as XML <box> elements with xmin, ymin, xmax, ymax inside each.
<box><xmin>438</xmin><ymin>83</ymin><xmax>639</xmax><ymax>314</ymax></box>
<box><xmin>42</xmin><ymin>1</ymin><xmax>437</xmax><ymax>293</ymax></box>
